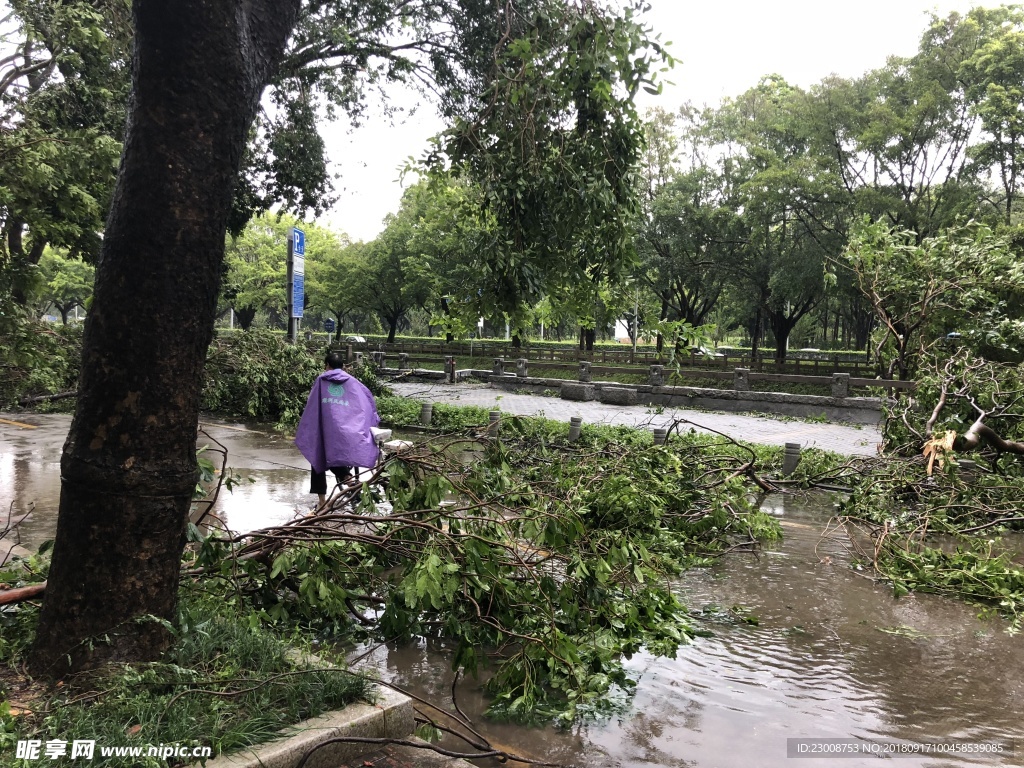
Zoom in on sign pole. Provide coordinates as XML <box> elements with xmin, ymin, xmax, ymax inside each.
<box><xmin>288</xmin><ymin>226</ymin><xmax>306</xmax><ymax>344</ymax></box>
<box><xmin>286</xmin><ymin>235</ymin><xmax>295</xmax><ymax>343</ymax></box>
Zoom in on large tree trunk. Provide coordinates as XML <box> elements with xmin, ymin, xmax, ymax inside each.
<box><xmin>582</xmin><ymin>327</ymin><xmax>595</xmax><ymax>351</ymax></box>
<box><xmin>770</xmin><ymin>311</ymin><xmax>796</xmax><ymax>364</ymax></box>
<box><xmin>235</xmin><ymin>305</ymin><xmax>258</xmax><ymax>330</ymax></box>
<box><xmin>7</xmin><ymin>220</ymin><xmax>47</xmax><ymax>305</ymax></box>
<box><xmin>30</xmin><ymin>0</ymin><xmax>299</xmax><ymax>677</ymax></box>
<box><xmin>749</xmin><ymin>306</ymin><xmax>762</xmax><ymax>369</ymax></box>
<box><xmin>852</xmin><ymin>305</ymin><xmax>874</xmax><ymax>353</ymax></box>
<box><xmin>440</xmin><ymin>296</ymin><xmax>454</xmax><ymax>343</ymax></box>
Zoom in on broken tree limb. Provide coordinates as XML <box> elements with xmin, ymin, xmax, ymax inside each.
<box><xmin>0</xmin><ymin>581</ymin><xmax>46</xmax><ymax>605</ymax></box>
<box><xmin>956</xmin><ymin>419</ymin><xmax>1024</xmax><ymax>455</ymax></box>
<box><xmin>17</xmin><ymin>390</ymin><xmax>78</xmax><ymax>406</ymax></box>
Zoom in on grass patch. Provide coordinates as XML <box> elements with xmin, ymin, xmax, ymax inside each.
<box><xmin>0</xmin><ymin>589</ymin><xmax>368</xmax><ymax>767</ymax></box>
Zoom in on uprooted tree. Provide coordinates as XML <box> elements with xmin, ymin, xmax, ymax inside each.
<box><xmin>28</xmin><ymin>0</ymin><xmax>669</xmax><ymax>676</ymax></box>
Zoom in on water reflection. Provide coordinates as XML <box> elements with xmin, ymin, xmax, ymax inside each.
<box><xmin>204</xmin><ymin>468</ymin><xmax>309</xmax><ymax>532</ymax></box>
<box><xmin>0</xmin><ymin>414</ymin><xmax>67</xmax><ymax>551</ymax></box>
<box><xmin>350</xmin><ymin>494</ymin><xmax>1022</xmax><ymax>768</ymax></box>
<box><xmin>0</xmin><ymin>416</ymin><xmax>313</xmax><ymax>548</ymax></box>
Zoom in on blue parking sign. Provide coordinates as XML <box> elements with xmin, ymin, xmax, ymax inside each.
<box><xmin>292</xmin><ymin>273</ymin><xmax>304</xmax><ymax>319</ymax></box>
<box><xmin>293</xmin><ymin>227</ymin><xmax>305</xmax><ymax>256</ymax></box>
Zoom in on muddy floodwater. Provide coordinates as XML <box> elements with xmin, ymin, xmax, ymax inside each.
<box><xmin>351</xmin><ymin>494</ymin><xmax>1023</xmax><ymax>768</ymax></box>
<box><xmin>3</xmin><ymin>414</ymin><xmax>1022</xmax><ymax>767</ymax></box>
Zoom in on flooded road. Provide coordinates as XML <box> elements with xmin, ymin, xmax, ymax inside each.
<box><xmin>0</xmin><ymin>414</ymin><xmax>312</xmax><ymax>550</ymax></box>
<box><xmin>352</xmin><ymin>495</ymin><xmax>1023</xmax><ymax>768</ymax></box>
<box><xmin>3</xmin><ymin>414</ymin><xmax>1021</xmax><ymax>767</ymax></box>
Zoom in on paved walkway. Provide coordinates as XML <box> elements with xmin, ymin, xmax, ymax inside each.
<box><xmin>390</xmin><ymin>382</ymin><xmax>881</xmax><ymax>456</ymax></box>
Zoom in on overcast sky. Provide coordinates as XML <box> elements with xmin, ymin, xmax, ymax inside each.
<box><xmin>321</xmin><ymin>0</ymin><xmax>983</xmax><ymax>242</ymax></box>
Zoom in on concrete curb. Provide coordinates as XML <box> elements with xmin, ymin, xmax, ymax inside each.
<box><xmin>488</xmin><ymin>375</ymin><xmax>882</xmax><ymax>424</ymax></box>
<box><xmin>204</xmin><ymin>685</ymin><xmax>414</xmax><ymax>768</ymax></box>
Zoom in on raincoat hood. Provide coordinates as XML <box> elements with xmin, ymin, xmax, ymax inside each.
<box><xmin>294</xmin><ymin>369</ymin><xmax>380</xmax><ymax>472</ymax></box>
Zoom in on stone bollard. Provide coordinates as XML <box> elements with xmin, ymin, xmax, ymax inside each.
<box><xmin>516</xmin><ymin>358</ymin><xmax>528</xmax><ymax>378</ymax></box>
<box><xmin>578</xmin><ymin>360</ymin><xmax>592</xmax><ymax>383</ymax></box>
<box><xmin>831</xmin><ymin>372</ymin><xmax>850</xmax><ymax>399</ymax></box>
<box><xmin>353</xmin><ymin>351</ymin><xmax>364</xmax><ymax>366</ymax></box>
<box><xmin>649</xmin><ymin>364</ymin><xmax>665</xmax><ymax>387</ymax></box>
<box><xmin>444</xmin><ymin>356</ymin><xmax>456</xmax><ymax>383</ymax></box>
<box><xmin>652</xmin><ymin>427</ymin><xmax>668</xmax><ymax>446</ymax></box>
<box><xmin>733</xmin><ymin>367</ymin><xmax>750</xmax><ymax>392</ymax></box>
<box><xmin>493</xmin><ymin>357</ymin><xmax>505</xmax><ymax>376</ymax></box>
<box><xmin>398</xmin><ymin>353</ymin><xmax>410</xmax><ymax>370</ymax></box>
<box><xmin>782</xmin><ymin>442</ymin><xmax>802</xmax><ymax>476</ymax></box>
<box><xmin>488</xmin><ymin>410</ymin><xmax>501</xmax><ymax>437</ymax></box>
<box><xmin>420</xmin><ymin>402</ymin><xmax>433</xmax><ymax>426</ymax></box>
<box><xmin>371</xmin><ymin>350</ymin><xmax>385</xmax><ymax>367</ymax></box>
<box><xmin>568</xmin><ymin>416</ymin><xmax>583</xmax><ymax>442</ymax></box>
<box><xmin>346</xmin><ymin>344</ymin><xmax>354</xmax><ymax>364</ymax></box>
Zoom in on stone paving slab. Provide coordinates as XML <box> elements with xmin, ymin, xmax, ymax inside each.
<box><xmin>389</xmin><ymin>382</ymin><xmax>881</xmax><ymax>457</ymax></box>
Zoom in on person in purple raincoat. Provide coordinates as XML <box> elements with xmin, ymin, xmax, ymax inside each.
<box><xmin>294</xmin><ymin>350</ymin><xmax>380</xmax><ymax>508</ymax></box>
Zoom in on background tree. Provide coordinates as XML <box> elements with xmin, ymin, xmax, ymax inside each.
<box><xmin>714</xmin><ymin>76</ymin><xmax>845</xmax><ymax>362</ymax></box>
<box><xmin>219</xmin><ymin>213</ymin><xmax>339</xmax><ymax>330</ymax></box>
<box><xmin>809</xmin><ymin>42</ymin><xmax>983</xmax><ymax>240</ymax></box>
<box><xmin>32</xmin><ymin>247</ymin><xmax>95</xmax><ymax>324</ymax></box>
<box><xmin>0</xmin><ymin>0</ymin><xmax>128</xmax><ymax>302</ymax></box>
<box><xmin>954</xmin><ymin>6</ymin><xmax>1024</xmax><ymax>225</ymax></box>
<box><xmin>402</xmin><ymin>177</ymin><xmax>491</xmax><ymax>342</ymax></box>
<box><xmin>358</xmin><ymin>193</ymin><xmax>433</xmax><ymax>343</ymax></box>
<box><xmin>221</xmin><ymin>215</ymin><xmax>289</xmax><ymax>330</ymax></box>
<box><xmin>305</xmin><ymin>237</ymin><xmax>372</xmax><ymax>339</ymax></box>
<box><xmin>641</xmin><ymin>166</ymin><xmax>740</xmax><ymax>333</ymax></box>
<box><xmin>635</xmin><ymin>106</ymin><xmax>738</xmax><ymax>352</ymax></box>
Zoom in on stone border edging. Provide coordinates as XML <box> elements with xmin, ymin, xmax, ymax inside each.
<box><xmin>487</xmin><ymin>375</ymin><xmax>882</xmax><ymax>424</ymax></box>
<box><xmin>203</xmin><ymin>684</ymin><xmax>414</xmax><ymax>768</ymax></box>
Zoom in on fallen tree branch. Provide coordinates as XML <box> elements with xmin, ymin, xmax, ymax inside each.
<box><xmin>18</xmin><ymin>390</ymin><xmax>78</xmax><ymax>406</ymax></box>
<box><xmin>0</xmin><ymin>581</ymin><xmax>46</xmax><ymax>605</ymax></box>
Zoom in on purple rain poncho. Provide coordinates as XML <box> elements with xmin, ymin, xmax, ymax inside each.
<box><xmin>294</xmin><ymin>369</ymin><xmax>380</xmax><ymax>472</ymax></box>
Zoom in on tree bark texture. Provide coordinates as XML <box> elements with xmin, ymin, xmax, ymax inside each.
<box><xmin>30</xmin><ymin>0</ymin><xmax>300</xmax><ymax>676</ymax></box>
